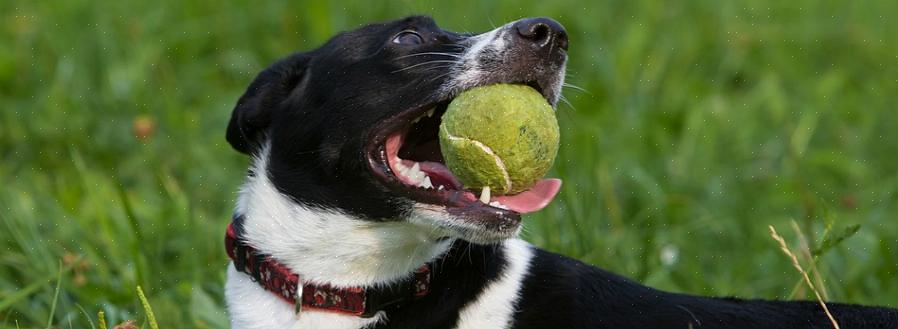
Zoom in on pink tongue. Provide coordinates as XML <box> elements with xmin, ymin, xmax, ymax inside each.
<box><xmin>494</xmin><ymin>179</ymin><xmax>562</xmax><ymax>214</ymax></box>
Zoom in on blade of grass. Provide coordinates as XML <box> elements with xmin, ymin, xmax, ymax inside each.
<box><xmin>813</xmin><ymin>224</ymin><xmax>861</xmax><ymax>257</ymax></box>
<box><xmin>787</xmin><ymin>219</ymin><xmax>861</xmax><ymax>299</ymax></box>
<box><xmin>769</xmin><ymin>225</ymin><xmax>840</xmax><ymax>329</ymax></box>
<box><xmin>136</xmin><ymin>286</ymin><xmax>159</xmax><ymax>329</ymax></box>
<box><xmin>789</xmin><ymin>220</ymin><xmax>829</xmax><ymax>300</ymax></box>
<box><xmin>115</xmin><ymin>179</ymin><xmax>148</xmax><ymax>290</ymax></box>
<box><xmin>98</xmin><ymin>311</ymin><xmax>107</xmax><ymax>329</ymax></box>
<box><xmin>74</xmin><ymin>304</ymin><xmax>97</xmax><ymax>329</ymax></box>
<box><xmin>45</xmin><ymin>260</ymin><xmax>64</xmax><ymax>329</ymax></box>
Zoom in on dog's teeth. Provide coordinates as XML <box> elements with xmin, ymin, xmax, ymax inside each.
<box><xmin>397</xmin><ymin>163</ymin><xmax>410</xmax><ymax>175</ymax></box>
<box><xmin>426</xmin><ymin>109</ymin><xmax>435</xmax><ymax>117</ymax></box>
<box><xmin>437</xmin><ymin>185</ymin><xmax>444</xmax><ymax>190</ymax></box>
<box><xmin>394</xmin><ymin>158</ymin><xmax>408</xmax><ymax>173</ymax></box>
<box><xmin>406</xmin><ymin>162</ymin><xmax>427</xmax><ymax>183</ymax></box>
<box><xmin>479</xmin><ymin>186</ymin><xmax>491</xmax><ymax>204</ymax></box>
<box><xmin>489</xmin><ymin>201</ymin><xmax>508</xmax><ymax>210</ymax></box>
<box><xmin>421</xmin><ymin>176</ymin><xmax>433</xmax><ymax>189</ymax></box>
<box><xmin>409</xmin><ymin>163</ymin><xmax>422</xmax><ymax>179</ymax></box>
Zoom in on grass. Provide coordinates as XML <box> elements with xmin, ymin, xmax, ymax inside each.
<box><xmin>769</xmin><ymin>225</ymin><xmax>840</xmax><ymax>328</ymax></box>
<box><xmin>135</xmin><ymin>287</ymin><xmax>158</xmax><ymax>329</ymax></box>
<box><xmin>2</xmin><ymin>0</ymin><xmax>897</xmax><ymax>327</ymax></box>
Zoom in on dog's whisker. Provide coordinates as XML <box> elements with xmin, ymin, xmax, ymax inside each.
<box><xmin>443</xmin><ymin>43</ymin><xmax>470</xmax><ymax>50</ymax></box>
<box><xmin>558</xmin><ymin>95</ymin><xmax>576</xmax><ymax>112</ymax></box>
<box><xmin>395</xmin><ymin>52</ymin><xmax>463</xmax><ymax>60</ymax></box>
<box><xmin>407</xmin><ymin>66</ymin><xmax>457</xmax><ymax>77</ymax></box>
<box><xmin>391</xmin><ymin>60</ymin><xmax>460</xmax><ymax>73</ymax></box>
<box><xmin>426</xmin><ymin>71</ymin><xmax>457</xmax><ymax>84</ymax></box>
<box><xmin>562</xmin><ymin>83</ymin><xmax>589</xmax><ymax>94</ymax></box>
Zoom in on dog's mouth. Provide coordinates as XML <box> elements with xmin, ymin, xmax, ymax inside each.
<box><xmin>366</xmin><ymin>82</ymin><xmax>561</xmax><ymax>226</ymax></box>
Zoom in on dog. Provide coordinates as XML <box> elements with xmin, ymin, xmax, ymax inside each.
<box><xmin>222</xmin><ymin>16</ymin><xmax>898</xmax><ymax>328</ymax></box>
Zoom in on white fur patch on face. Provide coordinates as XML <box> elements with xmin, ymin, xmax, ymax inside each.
<box><xmin>439</xmin><ymin>25</ymin><xmax>507</xmax><ymax>97</ymax></box>
<box><xmin>438</xmin><ymin>19</ymin><xmax>566</xmax><ymax>106</ymax></box>
<box><xmin>235</xmin><ymin>143</ymin><xmax>452</xmax><ymax>288</ymax></box>
<box><xmin>454</xmin><ymin>239</ymin><xmax>534</xmax><ymax>329</ymax></box>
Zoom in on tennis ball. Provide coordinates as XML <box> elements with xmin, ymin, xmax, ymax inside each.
<box><xmin>439</xmin><ymin>84</ymin><xmax>559</xmax><ymax>195</ymax></box>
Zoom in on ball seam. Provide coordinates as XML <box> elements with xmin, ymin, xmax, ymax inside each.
<box><xmin>442</xmin><ymin>132</ymin><xmax>513</xmax><ymax>192</ymax></box>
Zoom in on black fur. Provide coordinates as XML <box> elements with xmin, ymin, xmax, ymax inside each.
<box><xmin>512</xmin><ymin>249</ymin><xmax>897</xmax><ymax>328</ymax></box>
<box><xmin>228</xmin><ymin>16</ymin><xmax>898</xmax><ymax>328</ymax></box>
<box><xmin>376</xmin><ymin>242</ymin><xmax>898</xmax><ymax>328</ymax></box>
<box><xmin>375</xmin><ymin>241</ymin><xmax>506</xmax><ymax>329</ymax></box>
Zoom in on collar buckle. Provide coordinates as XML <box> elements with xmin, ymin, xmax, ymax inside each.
<box><xmin>294</xmin><ymin>283</ymin><xmax>304</xmax><ymax>315</ymax></box>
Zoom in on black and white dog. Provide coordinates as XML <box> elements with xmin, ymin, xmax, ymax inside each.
<box><xmin>223</xmin><ymin>16</ymin><xmax>897</xmax><ymax>328</ymax></box>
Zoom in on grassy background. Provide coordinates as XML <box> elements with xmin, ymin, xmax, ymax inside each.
<box><xmin>2</xmin><ymin>0</ymin><xmax>897</xmax><ymax>327</ymax></box>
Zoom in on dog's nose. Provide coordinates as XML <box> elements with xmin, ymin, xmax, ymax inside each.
<box><xmin>512</xmin><ymin>17</ymin><xmax>568</xmax><ymax>51</ymax></box>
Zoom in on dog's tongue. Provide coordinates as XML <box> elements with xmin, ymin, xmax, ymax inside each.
<box><xmin>494</xmin><ymin>179</ymin><xmax>562</xmax><ymax>214</ymax></box>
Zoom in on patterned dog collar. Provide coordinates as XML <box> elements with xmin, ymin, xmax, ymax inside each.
<box><xmin>225</xmin><ymin>221</ymin><xmax>431</xmax><ymax>318</ymax></box>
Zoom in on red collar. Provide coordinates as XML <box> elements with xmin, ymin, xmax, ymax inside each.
<box><xmin>225</xmin><ymin>222</ymin><xmax>431</xmax><ymax>317</ymax></box>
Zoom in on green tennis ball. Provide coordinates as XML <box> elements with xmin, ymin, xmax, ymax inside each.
<box><xmin>439</xmin><ymin>84</ymin><xmax>559</xmax><ymax>195</ymax></box>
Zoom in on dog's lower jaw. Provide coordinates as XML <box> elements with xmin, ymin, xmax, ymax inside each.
<box><xmin>408</xmin><ymin>204</ymin><xmax>523</xmax><ymax>245</ymax></box>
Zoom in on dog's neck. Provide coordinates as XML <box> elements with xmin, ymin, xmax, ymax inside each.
<box><xmin>235</xmin><ymin>146</ymin><xmax>452</xmax><ymax>287</ymax></box>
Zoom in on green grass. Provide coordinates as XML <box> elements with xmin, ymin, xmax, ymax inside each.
<box><xmin>2</xmin><ymin>0</ymin><xmax>897</xmax><ymax>327</ymax></box>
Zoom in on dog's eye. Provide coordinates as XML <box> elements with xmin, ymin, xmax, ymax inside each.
<box><xmin>392</xmin><ymin>31</ymin><xmax>424</xmax><ymax>45</ymax></box>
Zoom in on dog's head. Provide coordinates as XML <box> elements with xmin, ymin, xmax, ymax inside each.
<box><xmin>227</xmin><ymin>16</ymin><xmax>568</xmax><ymax>244</ymax></box>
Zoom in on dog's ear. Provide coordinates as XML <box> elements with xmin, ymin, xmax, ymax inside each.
<box><xmin>226</xmin><ymin>53</ymin><xmax>310</xmax><ymax>154</ymax></box>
